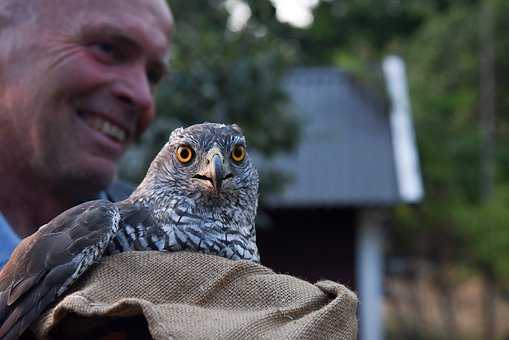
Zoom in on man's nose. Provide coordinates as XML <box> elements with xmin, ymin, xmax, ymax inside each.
<box><xmin>111</xmin><ymin>65</ymin><xmax>156</xmax><ymax>137</ymax></box>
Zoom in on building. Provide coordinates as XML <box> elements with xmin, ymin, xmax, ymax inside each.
<box><xmin>256</xmin><ymin>56</ymin><xmax>423</xmax><ymax>340</ymax></box>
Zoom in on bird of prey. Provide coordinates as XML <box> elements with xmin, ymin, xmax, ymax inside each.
<box><xmin>0</xmin><ymin>123</ymin><xmax>259</xmax><ymax>340</ymax></box>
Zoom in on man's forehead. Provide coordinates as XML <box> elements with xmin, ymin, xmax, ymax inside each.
<box><xmin>39</xmin><ymin>0</ymin><xmax>170</xmax><ymax>13</ymax></box>
<box><xmin>2</xmin><ymin>0</ymin><xmax>171</xmax><ymax>31</ymax></box>
<box><xmin>37</xmin><ymin>0</ymin><xmax>173</xmax><ymax>32</ymax></box>
<box><xmin>36</xmin><ymin>0</ymin><xmax>173</xmax><ymax>54</ymax></box>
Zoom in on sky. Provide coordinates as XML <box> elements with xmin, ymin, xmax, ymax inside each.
<box><xmin>225</xmin><ymin>0</ymin><xmax>319</xmax><ymax>31</ymax></box>
<box><xmin>270</xmin><ymin>0</ymin><xmax>319</xmax><ymax>28</ymax></box>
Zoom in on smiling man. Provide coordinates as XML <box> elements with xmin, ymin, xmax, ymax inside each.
<box><xmin>0</xmin><ymin>0</ymin><xmax>173</xmax><ymax>267</ymax></box>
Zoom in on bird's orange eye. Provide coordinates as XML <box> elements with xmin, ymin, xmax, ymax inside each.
<box><xmin>231</xmin><ymin>144</ymin><xmax>246</xmax><ymax>163</ymax></box>
<box><xmin>176</xmin><ymin>145</ymin><xmax>194</xmax><ymax>164</ymax></box>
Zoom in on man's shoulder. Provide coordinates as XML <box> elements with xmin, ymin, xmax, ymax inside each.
<box><xmin>105</xmin><ymin>180</ymin><xmax>136</xmax><ymax>202</ymax></box>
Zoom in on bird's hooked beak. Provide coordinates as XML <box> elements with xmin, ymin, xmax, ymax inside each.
<box><xmin>194</xmin><ymin>147</ymin><xmax>231</xmax><ymax>194</ymax></box>
<box><xmin>209</xmin><ymin>151</ymin><xmax>224</xmax><ymax>193</ymax></box>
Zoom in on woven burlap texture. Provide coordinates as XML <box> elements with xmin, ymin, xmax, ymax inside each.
<box><xmin>34</xmin><ymin>251</ymin><xmax>358</xmax><ymax>340</ymax></box>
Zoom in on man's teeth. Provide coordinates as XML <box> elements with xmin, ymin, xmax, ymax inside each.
<box><xmin>86</xmin><ymin>116</ymin><xmax>127</xmax><ymax>142</ymax></box>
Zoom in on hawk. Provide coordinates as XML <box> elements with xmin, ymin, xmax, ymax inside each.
<box><xmin>0</xmin><ymin>123</ymin><xmax>259</xmax><ymax>340</ymax></box>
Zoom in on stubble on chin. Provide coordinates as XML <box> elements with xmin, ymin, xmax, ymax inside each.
<box><xmin>40</xmin><ymin>151</ymin><xmax>117</xmax><ymax>204</ymax></box>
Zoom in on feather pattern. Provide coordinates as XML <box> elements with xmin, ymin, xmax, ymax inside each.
<box><xmin>0</xmin><ymin>201</ymin><xmax>120</xmax><ymax>340</ymax></box>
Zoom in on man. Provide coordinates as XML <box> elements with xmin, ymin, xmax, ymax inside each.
<box><xmin>0</xmin><ymin>0</ymin><xmax>174</xmax><ymax>267</ymax></box>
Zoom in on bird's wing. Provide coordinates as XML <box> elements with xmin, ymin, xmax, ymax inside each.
<box><xmin>106</xmin><ymin>201</ymin><xmax>161</xmax><ymax>253</ymax></box>
<box><xmin>0</xmin><ymin>200</ymin><xmax>120</xmax><ymax>340</ymax></box>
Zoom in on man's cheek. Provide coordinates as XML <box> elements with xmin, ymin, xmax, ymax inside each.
<box><xmin>53</xmin><ymin>52</ymin><xmax>110</xmax><ymax>93</ymax></box>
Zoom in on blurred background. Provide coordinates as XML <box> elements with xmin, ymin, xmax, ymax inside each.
<box><xmin>119</xmin><ymin>0</ymin><xmax>509</xmax><ymax>339</ymax></box>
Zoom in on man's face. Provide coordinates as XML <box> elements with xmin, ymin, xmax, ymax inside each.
<box><xmin>0</xmin><ymin>0</ymin><xmax>173</xmax><ymax>197</ymax></box>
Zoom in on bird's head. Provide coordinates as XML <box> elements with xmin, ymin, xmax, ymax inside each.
<box><xmin>131</xmin><ymin>123</ymin><xmax>260</xmax><ymax>262</ymax></box>
<box><xmin>136</xmin><ymin>123</ymin><xmax>259</xmax><ymax>206</ymax></box>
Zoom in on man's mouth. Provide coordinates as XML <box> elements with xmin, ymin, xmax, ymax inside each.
<box><xmin>78</xmin><ymin>111</ymin><xmax>128</xmax><ymax>143</ymax></box>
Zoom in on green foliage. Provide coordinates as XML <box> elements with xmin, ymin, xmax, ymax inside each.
<box><xmin>400</xmin><ymin>0</ymin><xmax>509</xmax><ymax>284</ymax></box>
<box><xmin>408</xmin><ymin>3</ymin><xmax>482</xmax><ymax>201</ymax></box>
<box><xmin>454</xmin><ymin>187</ymin><xmax>509</xmax><ymax>282</ymax></box>
<box><xmin>282</xmin><ymin>0</ymin><xmax>477</xmax><ymax>65</ymax></box>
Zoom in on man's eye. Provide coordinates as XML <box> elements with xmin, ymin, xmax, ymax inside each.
<box><xmin>147</xmin><ymin>68</ymin><xmax>163</xmax><ymax>85</ymax></box>
<box><xmin>96</xmin><ymin>42</ymin><xmax>114</xmax><ymax>55</ymax></box>
<box><xmin>90</xmin><ymin>42</ymin><xmax>118</xmax><ymax>62</ymax></box>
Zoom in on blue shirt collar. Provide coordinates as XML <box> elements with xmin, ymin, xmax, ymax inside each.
<box><xmin>0</xmin><ymin>212</ymin><xmax>22</xmax><ymax>268</ymax></box>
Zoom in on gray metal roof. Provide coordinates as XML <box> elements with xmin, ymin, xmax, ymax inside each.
<box><xmin>262</xmin><ymin>67</ymin><xmax>402</xmax><ymax>207</ymax></box>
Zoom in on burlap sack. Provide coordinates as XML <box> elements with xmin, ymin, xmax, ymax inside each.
<box><xmin>32</xmin><ymin>251</ymin><xmax>357</xmax><ymax>340</ymax></box>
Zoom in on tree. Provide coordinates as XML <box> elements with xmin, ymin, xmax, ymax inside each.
<box><xmin>400</xmin><ymin>0</ymin><xmax>509</xmax><ymax>337</ymax></box>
